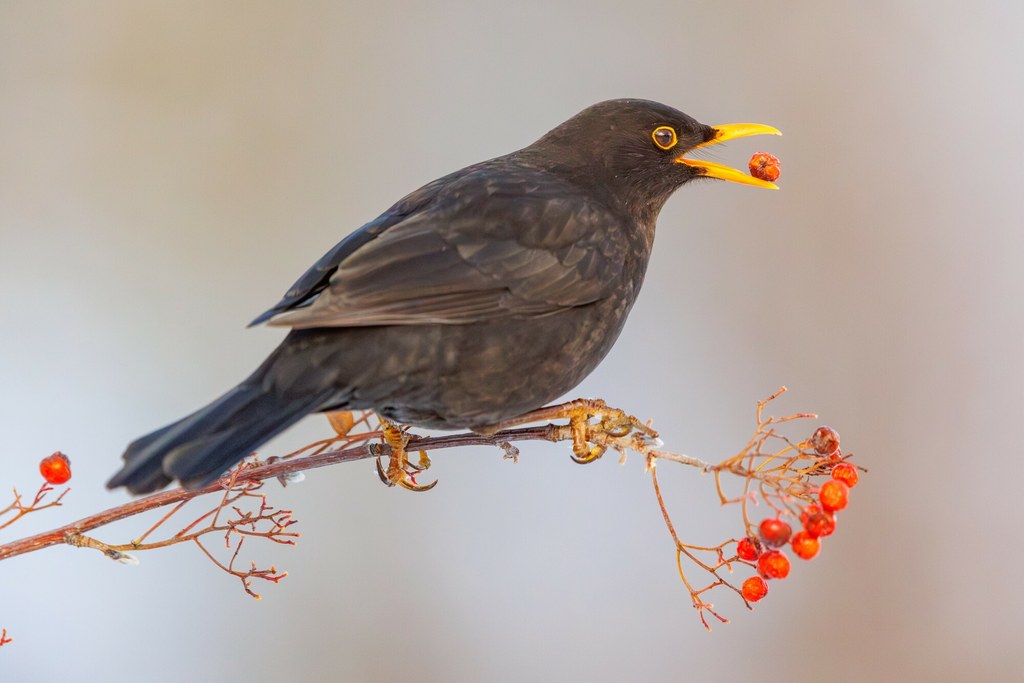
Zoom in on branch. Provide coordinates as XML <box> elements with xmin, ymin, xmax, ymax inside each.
<box><xmin>0</xmin><ymin>390</ymin><xmax>866</xmax><ymax>633</ymax></box>
<box><xmin>0</xmin><ymin>482</ymin><xmax>70</xmax><ymax>531</ymax></box>
<box><xmin>0</xmin><ymin>424</ymin><xmax>560</xmax><ymax>563</ymax></box>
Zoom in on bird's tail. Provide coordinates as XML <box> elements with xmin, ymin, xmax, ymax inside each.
<box><xmin>107</xmin><ymin>381</ymin><xmax>333</xmax><ymax>495</ymax></box>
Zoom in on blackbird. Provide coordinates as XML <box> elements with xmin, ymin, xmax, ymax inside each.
<box><xmin>108</xmin><ymin>99</ymin><xmax>779</xmax><ymax>494</ymax></box>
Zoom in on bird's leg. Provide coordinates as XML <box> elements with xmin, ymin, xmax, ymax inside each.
<box><xmin>482</xmin><ymin>399</ymin><xmax>661</xmax><ymax>465</ymax></box>
<box><xmin>373</xmin><ymin>419</ymin><xmax>438</xmax><ymax>492</ymax></box>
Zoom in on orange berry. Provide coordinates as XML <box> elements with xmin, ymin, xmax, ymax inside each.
<box><xmin>811</xmin><ymin>426</ymin><xmax>840</xmax><ymax>456</ymax></box>
<box><xmin>39</xmin><ymin>452</ymin><xmax>72</xmax><ymax>485</ymax></box>
<box><xmin>757</xmin><ymin>550</ymin><xmax>791</xmax><ymax>579</ymax></box>
<box><xmin>801</xmin><ymin>505</ymin><xmax>837</xmax><ymax>538</ymax></box>
<box><xmin>805</xmin><ymin>512</ymin><xmax>836</xmax><ymax>538</ymax></box>
<box><xmin>819</xmin><ymin>479</ymin><xmax>850</xmax><ymax>512</ymax></box>
<box><xmin>759</xmin><ymin>517</ymin><xmax>792</xmax><ymax>548</ymax></box>
<box><xmin>737</xmin><ymin>536</ymin><xmax>762</xmax><ymax>561</ymax></box>
<box><xmin>791</xmin><ymin>530</ymin><xmax>820</xmax><ymax>560</ymax></box>
<box><xmin>831</xmin><ymin>462</ymin><xmax>859</xmax><ymax>488</ymax></box>
<box><xmin>742</xmin><ymin>576</ymin><xmax>769</xmax><ymax>602</ymax></box>
<box><xmin>748</xmin><ymin>152</ymin><xmax>781</xmax><ymax>182</ymax></box>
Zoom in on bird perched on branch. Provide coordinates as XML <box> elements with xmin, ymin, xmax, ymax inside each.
<box><xmin>108</xmin><ymin>99</ymin><xmax>779</xmax><ymax>495</ymax></box>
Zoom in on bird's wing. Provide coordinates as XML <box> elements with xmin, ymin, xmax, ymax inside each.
<box><xmin>248</xmin><ymin>171</ymin><xmax>464</xmax><ymax>327</ymax></box>
<box><xmin>255</xmin><ymin>164</ymin><xmax>629</xmax><ymax>328</ymax></box>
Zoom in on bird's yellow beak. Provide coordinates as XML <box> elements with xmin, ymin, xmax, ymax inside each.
<box><xmin>676</xmin><ymin>123</ymin><xmax>782</xmax><ymax>189</ymax></box>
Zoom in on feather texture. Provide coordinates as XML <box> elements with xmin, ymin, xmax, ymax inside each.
<box><xmin>253</xmin><ymin>161</ymin><xmax>629</xmax><ymax>328</ymax></box>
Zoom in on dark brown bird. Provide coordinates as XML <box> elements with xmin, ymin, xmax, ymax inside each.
<box><xmin>108</xmin><ymin>99</ymin><xmax>779</xmax><ymax>495</ymax></box>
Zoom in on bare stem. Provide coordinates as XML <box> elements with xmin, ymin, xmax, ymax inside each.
<box><xmin>0</xmin><ymin>424</ymin><xmax>564</xmax><ymax>562</ymax></box>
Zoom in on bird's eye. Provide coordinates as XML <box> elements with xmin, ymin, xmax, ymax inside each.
<box><xmin>652</xmin><ymin>126</ymin><xmax>678</xmax><ymax>150</ymax></box>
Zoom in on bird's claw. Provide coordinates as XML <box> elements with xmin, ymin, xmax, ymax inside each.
<box><xmin>374</xmin><ymin>422</ymin><xmax>438</xmax><ymax>492</ymax></box>
<box><xmin>568</xmin><ymin>409</ymin><xmax>607</xmax><ymax>463</ymax></box>
<box><xmin>482</xmin><ymin>398</ymin><xmax>660</xmax><ymax>466</ymax></box>
<box><xmin>574</xmin><ymin>401</ymin><xmax>660</xmax><ymax>464</ymax></box>
<box><xmin>570</xmin><ymin>443</ymin><xmax>607</xmax><ymax>464</ymax></box>
<box><xmin>374</xmin><ymin>451</ymin><xmax>395</xmax><ymax>486</ymax></box>
<box><xmin>398</xmin><ymin>472</ymin><xmax>438</xmax><ymax>492</ymax></box>
<box><xmin>542</xmin><ymin>399</ymin><xmax>661</xmax><ymax>466</ymax></box>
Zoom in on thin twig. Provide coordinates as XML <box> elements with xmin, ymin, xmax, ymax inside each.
<box><xmin>0</xmin><ymin>424</ymin><xmax>560</xmax><ymax>562</ymax></box>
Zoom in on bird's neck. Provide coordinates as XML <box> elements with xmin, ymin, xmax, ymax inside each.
<box><xmin>518</xmin><ymin>149</ymin><xmax>666</xmax><ymax>217</ymax></box>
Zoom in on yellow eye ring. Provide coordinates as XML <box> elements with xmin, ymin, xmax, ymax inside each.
<box><xmin>652</xmin><ymin>126</ymin><xmax>678</xmax><ymax>150</ymax></box>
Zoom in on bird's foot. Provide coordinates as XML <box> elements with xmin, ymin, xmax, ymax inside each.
<box><xmin>486</xmin><ymin>399</ymin><xmax>662</xmax><ymax>465</ymax></box>
<box><xmin>563</xmin><ymin>399</ymin><xmax>661</xmax><ymax>463</ymax></box>
<box><xmin>373</xmin><ymin>420</ymin><xmax>437</xmax><ymax>492</ymax></box>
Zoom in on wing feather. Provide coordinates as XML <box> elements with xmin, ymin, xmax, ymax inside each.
<box><xmin>261</xmin><ymin>161</ymin><xmax>628</xmax><ymax>329</ymax></box>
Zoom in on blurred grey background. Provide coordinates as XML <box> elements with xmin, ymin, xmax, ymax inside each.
<box><xmin>2</xmin><ymin>2</ymin><xmax>1022</xmax><ymax>681</ymax></box>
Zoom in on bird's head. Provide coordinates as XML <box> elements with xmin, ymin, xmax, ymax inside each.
<box><xmin>526</xmin><ymin>99</ymin><xmax>780</xmax><ymax>218</ymax></box>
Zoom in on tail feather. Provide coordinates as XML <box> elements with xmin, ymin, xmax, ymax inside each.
<box><xmin>122</xmin><ymin>464</ymin><xmax>174</xmax><ymax>495</ymax></box>
<box><xmin>108</xmin><ymin>383</ymin><xmax>333</xmax><ymax>495</ymax></box>
<box><xmin>164</xmin><ymin>392</ymin><xmax>330</xmax><ymax>489</ymax></box>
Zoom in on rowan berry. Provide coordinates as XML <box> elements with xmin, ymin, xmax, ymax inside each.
<box><xmin>811</xmin><ymin>426</ymin><xmax>840</xmax><ymax>456</ymax></box>
<box><xmin>801</xmin><ymin>505</ymin><xmax>837</xmax><ymax>538</ymax></box>
<box><xmin>39</xmin><ymin>452</ymin><xmax>72</xmax><ymax>485</ymax></box>
<box><xmin>819</xmin><ymin>479</ymin><xmax>850</xmax><ymax>512</ymax></box>
<box><xmin>737</xmin><ymin>536</ymin><xmax>762</xmax><ymax>561</ymax></box>
<box><xmin>831</xmin><ymin>462</ymin><xmax>859</xmax><ymax>488</ymax></box>
<box><xmin>748</xmin><ymin>152</ymin><xmax>781</xmax><ymax>182</ymax></box>
<box><xmin>759</xmin><ymin>518</ymin><xmax>792</xmax><ymax>548</ymax></box>
<box><xmin>791</xmin><ymin>530</ymin><xmax>820</xmax><ymax>560</ymax></box>
<box><xmin>757</xmin><ymin>550</ymin><xmax>791</xmax><ymax>579</ymax></box>
<box><xmin>742</xmin><ymin>576</ymin><xmax>769</xmax><ymax>602</ymax></box>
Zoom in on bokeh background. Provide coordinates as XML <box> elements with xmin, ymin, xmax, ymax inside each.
<box><xmin>2</xmin><ymin>2</ymin><xmax>1022</xmax><ymax>681</ymax></box>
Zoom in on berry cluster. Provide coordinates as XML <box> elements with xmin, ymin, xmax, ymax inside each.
<box><xmin>738</xmin><ymin>426</ymin><xmax>860</xmax><ymax>604</ymax></box>
<box><xmin>649</xmin><ymin>388</ymin><xmax>865</xmax><ymax>631</ymax></box>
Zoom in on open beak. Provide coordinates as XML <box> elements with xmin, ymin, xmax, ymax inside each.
<box><xmin>676</xmin><ymin>123</ymin><xmax>782</xmax><ymax>189</ymax></box>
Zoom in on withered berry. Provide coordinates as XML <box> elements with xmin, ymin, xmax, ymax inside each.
<box><xmin>748</xmin><ymin>152</ymin><xmax>781</xmax><ymax>182</ymax></box>
<box><xmin>811</xmin><ymin>426</ymin><xmax>841</xmax><ymax>456</ymax></box>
